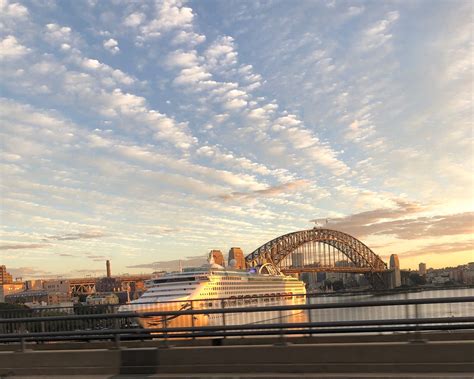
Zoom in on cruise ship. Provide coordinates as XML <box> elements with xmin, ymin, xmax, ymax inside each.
<box><xmin>119</xmin><ymin>256</ymin><xmax>306</xmax><ymax>329</ymax></box>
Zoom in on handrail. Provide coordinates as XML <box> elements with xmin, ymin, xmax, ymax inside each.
<box><xmin>2</xmin><ymin>324</ymin><xmax>473</xmax><ymax>344</ymax></box>
<box><xmin>1</xmin><ymin>296</ymin><xmax>472</xmax><ymax>346</ymax></box>
<box><xmin>1</xmin><ymin>316</ymin><xmax>474</xmax><ymax>340</ymax></box>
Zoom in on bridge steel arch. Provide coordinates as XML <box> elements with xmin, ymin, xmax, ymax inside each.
<box><xmin>245</xmin><ymin>228</ymin><xmax>388</xmax><ymax>289</ymax></box>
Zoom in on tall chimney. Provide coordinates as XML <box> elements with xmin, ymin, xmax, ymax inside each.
<box><xmin>106</xmin><ymin>260</ymin><xmax>111</xmax><ymax>278</ymax></box>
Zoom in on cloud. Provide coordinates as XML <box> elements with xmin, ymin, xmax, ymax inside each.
<box><xmin>315</xmin><ymin>201</ymin><xmax>473</xmax><ymax>240</ymax></box>
<box><xmin>127</xmin><ymin>255</ymin><xmax>207</xmax><ymax>271</ymax></box>
<box><xmin>103</xmin><ymin>38</ymin><xmax>119</xmax><ymax>54</ymax></box>
<box><xmin>345</xmin><ymin>119</ymin><xmax>375</xmax><ymax>142</ymax></box>
<box><xmin>86</xmin><ymin>254</ymin><xmax>107</xmax><ymax>262</ymax></box>
<box><xmin>172</xmin><ymin>30</ymin><xmax>205</xmax><ymax>46</ymax></box>
<box><xmin>147</xmin><ymin>226</ymin><xmax>181</xmax><ymax>235</ymax></box>
<box><xmin>205</xmin><ymin>36</ymin><xmax>238</xmax><ymax>71</ymax></box>
<box><xmin>400</xmin><ymin>240</ymin><xmax>474</xmax><ymax>259</ymax></box>
<box><xmin>46</xmin><ymin>230</ymin><xmax>107</xmax><ymax>241</ymax></box>
<box><xmin>219</xmin><ymin>179</ymin><xmax>309</xmax><ymax>202</ymax></box>
<box><xmin>0</xmin><ymin>0</ymin><xmax>29</xmax><ymax>21</ymax></box>
<box><xmin>44</xmin><ymin>23</ymin><xmax>73</xmax><ymax>45</ymax></box>
<box><xmin>72</xmin><ymin>269</ymin><xmax>106</xmax><ymax>275</ymax></box>
<box><xmin>155</xmin><ymin>2</ymin><xmax>350</xmax><ymax>176</ymax></box>
<box><xmin>0</xmin><ymin>35</ymin><xmax>30</xmax><ymax>60</ymax></box>
<box><xmin>346</xmin><ymin>6</ymin><xmax>364</xmax><ymax>17</ymax></box>
<box><xmin>76</xmin><ymin>59</ymin><xmax>134</xmax><ymax>85</ymax></box>
<box><xmin>166</xmin><ymin>50</ymin><xmax>199</xmax><ymax>68</ymax></box>
<box><xmin>123</xmin><ymin>12</ymin><xmax>145</xmax><ymax>28</ymax></box>
<box><xmin>0</xmin><ymin>33</ymin><xmax>196</xmax><ymax>150</ymax></box>
<box><xmin>0</xmin><ymin>243</ymin><xmax>49</xmax><ymax>250</ymax></box>
<box><xmin>271</xmin><ymin>115</ymin><xmax>349</xmax><ymax>174</ymax></box>
<box><xmin>136</xmin><ymin>0</ymin><xmax>194</xmax><ymax>41</ymax></box>
<box><xmin>358</xmin><ymin>11</ymin><xmax>399</xmax><ymax>51</ymax></box>
<box><xmin>1</xmin><ymin>0</ymin><xmax>472</xmax><ymax>276</ymax></box>
<box><xmin>370</xmin><ymin>212</ymin><xmax>474</xmax><ymax>240</ymax></box>
<box><xmin>108</xmin><ymin>141</ymin><xmax>265</xmax><ymax>191</ymax></box>
<box><xmin>7</xmin><ymin>267</ymin><xmax>53</xmax><ymax>279</ymax></box>
<box><xmin>196</xmin><ymin>144</ymin><xmax>284</xmax><ymax>177</ymax></box>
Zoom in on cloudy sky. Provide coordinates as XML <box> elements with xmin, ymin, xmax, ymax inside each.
<box><xmin>1</xmin><ymin>0</ymin><xmax>472</xmax><ymax>279</ymax></box>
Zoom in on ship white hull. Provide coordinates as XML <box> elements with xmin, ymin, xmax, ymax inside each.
<box><xmin>136</xmin><ymin>294</ymin><xmax>306</xmax><ymax>330</ymax></box>
<box><xmin>119</xmin><ymin>265</ymin><xmax>307</xmax><ymax>332</ymax></box>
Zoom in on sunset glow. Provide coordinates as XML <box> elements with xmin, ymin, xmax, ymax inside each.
<box><xmin>1</xmin><ymin>0</ymin><xmax>473</xmax><ymax>279</ymax></box>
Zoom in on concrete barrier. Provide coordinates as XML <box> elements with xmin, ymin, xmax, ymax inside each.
<box><xmin>0</xmin><ymin>341</ymin><xmax>473</xmax><ymax>376</ymax></box>
<box><xmin>1</xmin><ymin>330</ymin><xmax>473</xmax><ymax>352</ymax></box>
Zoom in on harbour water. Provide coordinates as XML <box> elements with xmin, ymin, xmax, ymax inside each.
<box><xmin>308</xmin><ymin>287</ymin><xmax>474</xmax><ymax>322</ymax></box>
<box><xmin>190</xmin><ymin>287</ymin><xmax>474</xmax><ymax>328</ymax></box>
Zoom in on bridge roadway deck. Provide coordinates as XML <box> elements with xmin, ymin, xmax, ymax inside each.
<box><xmin>0</xmin><ymin>334</ymin><xmax>473</xmax><ymax>377</ymax></box>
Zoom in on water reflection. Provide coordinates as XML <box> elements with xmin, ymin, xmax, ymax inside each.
<box><xmin>308</xmin><ymin>287</ymin><xmax>474</xmax><ymax>322</ymax></box>
<box><xmin>142</xmin><ymin>288</ymin><xmax>472</xmax><ymax>336</ymax></box>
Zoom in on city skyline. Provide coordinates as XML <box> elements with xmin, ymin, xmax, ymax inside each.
<box><xmin>1</xmin><ymin>0</ymin><xmax>473</xmax><ymax>279</ymax></box>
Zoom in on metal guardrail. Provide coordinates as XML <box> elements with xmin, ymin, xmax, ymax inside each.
<box><xmin>1</xmin><ymin>296</ymin><xmax>473</xmax><ymax>346</ymax></box>
<box><xmin>1</xmin><ymin>295</ymin><xmax>473</xmax><ymax>321</ymax></box>
<box><xmin>0</xmin><ymin>290</ymin><xmax>470</xmax><ymax>318</ymax></box>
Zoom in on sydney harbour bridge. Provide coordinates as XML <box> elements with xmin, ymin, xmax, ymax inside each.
<box><xmin>245</xmin><ymin>228</ymin><xmax>390</xmax><ymax>289</ymax></box>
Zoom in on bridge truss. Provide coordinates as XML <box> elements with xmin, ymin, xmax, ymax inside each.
<box><xmin>245</xmin><ymin>228</ymin><xmax>388</xmax><ymax>288</ymax></box>
<box><xmin>69</xmin><ymin>279</ymin><xmax>96</xmax><ymax>295</ymax></box>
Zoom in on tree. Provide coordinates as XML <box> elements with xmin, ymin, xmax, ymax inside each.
<box><xmin>332</xmin><ymin>280</ymin><xmax>344</xmax><ymax>291</ymax></box>
<box><xmin>409</xmin><ymin>273</ymin><xmax>426</xmax><ymax>285</ymax></box>
<box><xmin>0</xmin><ymin>302</ymin><xmax>28</xmax><ymax>311</ymax></box>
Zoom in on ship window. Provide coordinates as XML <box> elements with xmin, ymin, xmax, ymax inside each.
<box><xmin>153</xmin><ymin>277</ymin><xmax>196</xmax><ymax>284</ymax></box>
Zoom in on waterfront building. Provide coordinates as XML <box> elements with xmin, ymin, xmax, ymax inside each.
<box><xmin>292</xmin><ymin>252</ymin><xmax>304</xmax><ymax>267</ymax></box>
<box><xmin>86</xmin><ymin>293</ymin><xmax>119</xmax><ymax>305</ymax></box>
<box><xmin>47</xmin><ymin>292</ymin><xmax>73</xmax><ymax>305</ymax></box>
<box><xmin>388</xmin><ymin>269</ymin><xmax>401</xmax><ymax>288</ymax></box>
<box><xmin>44</xmin><ymin>279</ymin><xmax>71</xmax><ymax>294</ymax></box>
<box><xmin>5</xmin><ymin>290</ymin><xmax>48</xmax><ymax>305</ymax></box>
<box><xmin>301</xmin><ymin>272</ymin><xmax>320</xmax><ymax>291</ymax></box>
<box><xmin>43</xmin><ymin>279</ymin><xmax>73</xmax><ymax>304</ymax></box>
<box><xmin>419</xmin><ymin>263</ymin><xmax>427</xmax><ymax>276</ymax></box>
<box><xmin>389</xmin><ymin>254</ymin><xmax>400</xmax><ymax>269</ymax></box>
<box><xmin>209</xmin><ymin>250</ymin><xmax>225</xmax><ymax>266</ymax></box>
<box><xmin>400</xmin><ymin>270</ymin><xmax>414</xmax><ymax>286</ymax></box>
<box><xmin>0</xmin><ymin>282</ymin><xmax>24</xmax><ymax>302</ymax></box>
<box><xmin>228</xmin><ymin>247</ymin><xmax>245</xmax><ymax>269</ymax></box>
<box><xmin>388</xmin><ymin>254</ymin><xmax>401</xmax><ymax>288</ymax></box>
<box><xmin>448</xmin><ymin>269</ymin><xmax>464</xmax><ymax>283</ymax></box>
<box><xmin>0</xmin><ymin>265</ymin><xmax>13</xmax><ymax>284</ymax></box>
<box><xmin>317</xmin><ymin>272</ymin><xmax>326</xmax><ymax>282</ymax></box>
<box><xmin>464</xmin><ymin>270</ymin><xmax>474</xmax><ymax>284</ymax></box>
<box><xmin>25</xmin><ymin>280</ymin><xmax>44</xmax><ymax>291</ymax></box>
<box><xmin>96</xmin><ymin>277</ymin><xmax>121</xmax><ymax>293</ymax></box>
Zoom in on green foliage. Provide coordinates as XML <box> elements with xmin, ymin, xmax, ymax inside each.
<box><xmin>332</xmin><ymin>280</ymin><xmax>344</xmax><ymax>291</ymax></box>
<box><xmin>0</xmin><ymin>302</ymin><xmax>29</xmax><ymax>310</ymax></box>
<box><xmin>409</xmin><ymin>273</ymin><xmax>427</xmax><ymax>285</ymax></box>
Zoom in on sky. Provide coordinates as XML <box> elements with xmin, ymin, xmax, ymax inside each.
<box><xmin>0</xmin><ymin>0</ymin><xmax>473</xmax><ymax>280</ymax></box>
